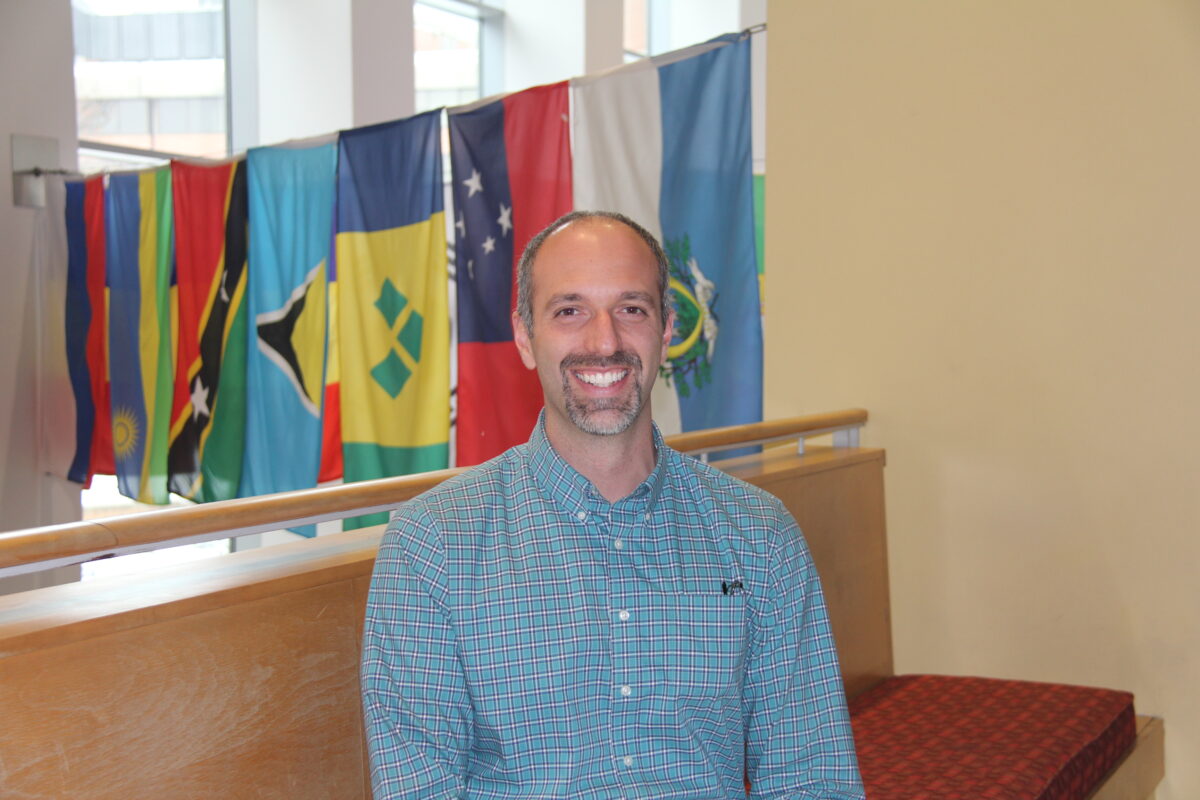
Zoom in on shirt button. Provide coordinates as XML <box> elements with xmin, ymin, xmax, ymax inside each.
<box><xmin>575</xmin><ymin>511</ymin><xmax>586</xmax><ymax>521</ymax></box>
<box><xmin>622</xmin><ymin>756</ymin><xmax>634</xmax><ymax>767</ymax></box>
<box><xmin>620</xmin><ymin>684</ymin><xmax>632</xmax><ymax>696</ymax></box>
<box><xmin>617</xmin><ymin>610</ymin><xmax>630</xmax><ymax>621</ymax></box>
<box><xmin>613</xmin><ymin>538</ymin><xmax>624</xmax><ymax>550</ymax></box>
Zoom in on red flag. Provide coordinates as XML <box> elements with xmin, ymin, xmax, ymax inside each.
<box><xmin>450</xmin><ymin>82</ymin><xmax>572</xmax><ymax>465</ymax></box>
<box><xmin>84</xmin><ymin>176</ymin><xmax>114</xmax><ymax>477</ymax></box>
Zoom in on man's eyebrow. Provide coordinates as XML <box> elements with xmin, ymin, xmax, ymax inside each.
<box><xmin>544</xmin><ymin>291</ymin><xmax>656</xmax><ymax>306</ymax></box>
<box><xmin>545</xmin><ymin>292</ymin><xmax>584</xmax><ymax>306</ymax></box>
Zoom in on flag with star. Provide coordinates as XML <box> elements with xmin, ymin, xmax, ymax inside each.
<box><xmin>336</xmin><ymin>112</ymin><xmax>450</xmax><ymax>528</ymax></box>
<box><xmin>572</xmin><ymin>33</ymin><xmax>762</xmax><ymax>437</ymax></box>
<box><xmin>240</xmin><ymin>140</ymin><xmax>337</xmax><ymax>507</ymax></box>
<box><xmin>105</xmin><ymin>168</ymin><xmax>176</xmax><ymax>504</ymax></box>
<box><xmin>166</xmin><ymin>159</ymin><xmax>249</xmax><ymax>502</ymax></box>
<box><xmin>448</xmin><ymin>81</ymin><xmax>572</xmax><ymax>465</ymax></box>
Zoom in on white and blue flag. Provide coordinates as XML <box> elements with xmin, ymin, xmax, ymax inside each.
<box><xmin>571</xmin><ymin>33</ymin><xmax>762</xmax><ymax>435</ymax></box>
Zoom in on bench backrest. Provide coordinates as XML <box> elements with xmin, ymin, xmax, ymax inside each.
<box><xmin>0</xmin><ymin>444</ymin><xmax>890</xmax><ymax>798</ymax></box>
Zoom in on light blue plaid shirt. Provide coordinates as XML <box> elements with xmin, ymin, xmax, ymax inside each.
<box><xmin>361</xmin><ymin>417</ymin><xmax>864</xmax><ymax>799</ymax></box>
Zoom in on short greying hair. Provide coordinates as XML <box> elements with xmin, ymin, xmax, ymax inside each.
<box><xmin>515</xmin><ymin>210</ymin><xmax>671</xmax><ymax>334</ymax></box>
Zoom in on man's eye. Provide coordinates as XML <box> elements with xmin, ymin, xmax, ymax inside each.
<box><xmin>622</xmin><ymin>306</ymin><xmax>647</xmax><ymax>316</ymax></box>
<box><xmin>554</xmin><ymin>307</ymin><xmax>579</xmax><ymax>317</ymax></box>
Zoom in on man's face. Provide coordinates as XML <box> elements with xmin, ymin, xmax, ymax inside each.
<box><xmin>513</xmin><ymin>219</ymin><xmax>673</xmax><ymax>438</ymax></box>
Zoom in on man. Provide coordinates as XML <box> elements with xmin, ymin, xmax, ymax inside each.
<box><xmin>361</xmin><ymin>211</ymin><xmax>864</xmax><ymax>799</ymax></box>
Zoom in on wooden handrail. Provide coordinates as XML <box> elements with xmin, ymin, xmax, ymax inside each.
<box><xmin>0</xmin><ymin>409</ymin><xmax>867</xmax><ymax>576</ymax></box>
<box><xmin>667</xmin><ymin>408</ymin><xmax>868</xmax><ymax>455</ymax></box>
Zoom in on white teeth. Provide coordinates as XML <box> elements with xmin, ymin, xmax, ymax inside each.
<box><xmin>576</xmin><ymin>370</ymin><xmax>627</xmax><ymax>387</ymax></box>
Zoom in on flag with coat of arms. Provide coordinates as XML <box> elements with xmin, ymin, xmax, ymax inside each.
<box><xmin>571</xmin><ymin>33</ymin><xmax>762</xmax><ymax>437</ymax></box>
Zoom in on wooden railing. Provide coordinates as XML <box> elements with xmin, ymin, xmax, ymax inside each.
<box><xmin>0</xmin><ymin>409</ymin><xmax>868</xmax><ymax>579</ymax></box>
<box><xmin>0</xmin><ymin>410</ymin><xmax>887</xmax><ymax>798</ymax></box>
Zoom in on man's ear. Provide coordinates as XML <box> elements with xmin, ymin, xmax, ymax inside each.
<box><xmin>660</xmin><ymin>307</ymin><xmax>676</xmax><ymax>361</ymax></box>
<box><xmin>512</xmin><ymin>311</ymin><xmax>537</xmax><ymax>370</ymax></box>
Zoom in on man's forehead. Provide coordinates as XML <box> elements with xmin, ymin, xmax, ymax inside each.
<box><xmin>535</xmin><ymin>218</ymin><xmax>656</xmax><ymax>268</ymax></box>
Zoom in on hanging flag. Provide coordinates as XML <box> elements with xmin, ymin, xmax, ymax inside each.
<box><xmin>84</xmin><ymin>176</ymin><xmax>116</xmax><ymax>478</ymax></box>
<box><xmin>240</xmin><ymin>141</ymin><xmax>337</xmax><ymax>503</ymax></box>
<box><xmin>571</xmin><ymin>33</ymin><xmax>762</xmax><ymax>436</ymax></box>
<box><xmin>448</xmin><ymin>81</ymin><xmax>572</xmax><ymax>466</ymax></box>
<box><xmin>336</xmin><ymin>112</ymin><xmax>449</xmax><ymax>528</ymax></box>
<box><xmin>65</xmin><ymin>179</ymin><xmax>96</xmax><ymax>484</ymax></box>
<box><xmin>167</xmin><ymin>159</ymin><xmax>248</xmax><ymax>502</ymax></box>
<box><xmin>105</xmin><ymin>169</ymin><xmax>176</xmax><ymax>504</ymax></box>
<box><xmin>65</xmin><ymin>176</ymin><xmax>114</xmax><ymax>482</ymax></box>
<box><xmin>319</xmin><ymin>244</ymin><xmax>343</xmax><ymax>484</ymax></box>
<box><xmin>32</xmin><ymin>175</ymin><xmax>77</xmax><ymax>482</ymax></box>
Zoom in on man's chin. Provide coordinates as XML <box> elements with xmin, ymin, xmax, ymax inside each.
<box><xmin>566</xmin><ymin>406</ymin><xmax>639</xmax><ymax>437</ymax></box>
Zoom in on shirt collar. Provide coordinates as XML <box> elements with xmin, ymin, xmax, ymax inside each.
<box><xmin>526</xmin><ymin>410</ymin><xmax>669</xmax><ymax>517</ymax></box>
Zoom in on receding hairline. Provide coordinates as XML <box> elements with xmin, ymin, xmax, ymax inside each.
<box><xmin>535</xmin><ymin>215</ymin><xmax>657</xmax><ymax>257</ymax></box>
<box><xmin>516</xmin><ymin>209</ymin><xmax>672</xmax><ymax>333</ymax></box>
<box><xmin>527</xmin><ymin>219</ymin><xmax>663</xmax><ymax>311</ymax></box>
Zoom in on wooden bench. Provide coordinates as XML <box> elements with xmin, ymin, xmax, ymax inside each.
<box><xmin>0</xmin><ymin>420</ymin><xmax>1164</xmax><ymax>797</ymax></box>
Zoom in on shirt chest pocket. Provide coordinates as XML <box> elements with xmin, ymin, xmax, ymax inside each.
<box><xmin>639</xmin><ymin>593</ymin><xmax>749</xmax><ymax>701</ymax></box>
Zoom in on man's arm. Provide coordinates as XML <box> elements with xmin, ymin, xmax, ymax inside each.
<box><xmin>743</xmin><ymin>504</ymin><xmax>865</xmax><ymax>800</ymax></box>
<box><xmin>361</xmin><ymin>509</ymin><xmax>472</xmax><ymax>800</ymax></box>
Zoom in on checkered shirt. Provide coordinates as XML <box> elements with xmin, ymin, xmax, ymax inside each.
<box><xmin>361</xmin><ymin>416</ymin><xmax>864</xmax><ymax>799</ymax></box>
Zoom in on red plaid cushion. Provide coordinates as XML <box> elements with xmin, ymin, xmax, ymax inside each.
<box><xmin>849</xmin><ymin>674</ymin><xmax>1136</xmax><ymax>800</ymax></box>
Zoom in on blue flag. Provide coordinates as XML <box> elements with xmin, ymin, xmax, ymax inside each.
<box><xmin>240</xmin><ymin>141</ymin><xmax>337</xmax><ymax>507</ymax></box>
<box><xmin>105</xmin><ymin>169</ymin><xmax>175</xmax><ymax>503</ymax></box>
<box><xmin>64</xmin><ymin>180</ymin><xmax>96</xmax><ymax>484</ymax></box>
<box><xmin>571</xmin><ymin>34</ymin><xmax>762</xmax><ymax>436</ymax></box>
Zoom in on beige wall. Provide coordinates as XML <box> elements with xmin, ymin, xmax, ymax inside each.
<box><xmin>0</xmin><ymin>0</ymin><xmax>83</xmax><ymax>541</ymax></box>
<box><xmin>766</xmin><ymin>2</ymin><xmax>1200</xmax><ymax>797</ymax></box>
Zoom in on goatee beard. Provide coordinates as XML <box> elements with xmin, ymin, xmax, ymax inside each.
<box><xmin>560</xmin><ymin>351</ymin><xmax>644</xmax><ymax>436</ymax></box>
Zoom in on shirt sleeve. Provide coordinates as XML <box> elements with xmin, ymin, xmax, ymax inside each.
<box><xmin>361</xmin><ymin>506</ymin><xmax>472</xmax><ymax>800</ymax></box>
<box><xmin>744</xmin><ymin>502</ymin><xmax>866</xmax><ymax>800</ymax></box>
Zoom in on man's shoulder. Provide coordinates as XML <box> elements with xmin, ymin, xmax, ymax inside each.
<box><xmin>667</xmin><ymin>446</ymin><xmax>791</xmax><ymax>525</ymax></box>
<box><xmin>392</xmin><ymin>442</ymin><xmax>528</xmax><ymax>526</ymax></box>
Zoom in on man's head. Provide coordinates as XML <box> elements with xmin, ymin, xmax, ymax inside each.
<box><xmin>512</xmin><ymin>211</ymin><xmax>675</xmax><ymax>439</ymax></box>
<box><xmin>516</xmin><ymin>210</ymin><xmax>671</xmax><ymax>335</ymax></box>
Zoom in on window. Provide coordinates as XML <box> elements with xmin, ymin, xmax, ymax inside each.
<box><xmin>414</xmin><ymin>0</ymin><xmax>496</xmax><ymax>113</ymax></box>
<box><xmin>624</xmin><ymin>0</ymin><xmax>649</xmax><ymax>62</ymax></box>
<box><xmin>624</xmin><ymin>0</ymin><xmax>741</xmax><ymax>59</ymax></box>
<box><xmin>72</xmin><ymin>0</ymin><xmax>229</xmax><ymax>159</ymax></box>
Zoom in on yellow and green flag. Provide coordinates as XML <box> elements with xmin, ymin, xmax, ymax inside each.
<box><xmin>335</xmin><ymin>112</ymin><xmax>449</xmax><ymax>528</ymax></box>
<box><xmin>105</xmin><ymin>169</ymin><xmax>175</xmax><ymax>504</ymax></box>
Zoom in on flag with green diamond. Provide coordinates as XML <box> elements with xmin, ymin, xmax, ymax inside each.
<box><xmin>336</xmin><ymin>112</ymin><xmax>450</xmax><ymax>529</ymax></box>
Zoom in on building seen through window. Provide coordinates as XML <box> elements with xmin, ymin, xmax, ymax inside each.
<box><xmin>72</xmin><ymin>0</ymin><xmax>228</xmax><ymax>166</ymax></box>
<box><xmin>414</xmin><ymin>1</ymin><xmax>484</xmax><ymax>113</ymax></box>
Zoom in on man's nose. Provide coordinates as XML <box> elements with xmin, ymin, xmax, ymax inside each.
<box><xmin>584</xmin><ymin>311</ymin><xmax>620</xmax><ymax>355</ymax></box>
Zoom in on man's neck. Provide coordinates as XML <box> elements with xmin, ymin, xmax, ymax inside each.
<box><xmin>543</xmin><ymin>413</ymin><xmax>657</xmax><ymax>503</ymax></box>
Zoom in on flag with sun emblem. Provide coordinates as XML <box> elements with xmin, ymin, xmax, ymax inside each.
<box><xmin>166</xmin><ymin>159</ymin><xmax>248</xmax><ymax>502</ymax></box>
<box><xmin>571</xmin><ymin>33</ymin><xmax>762</xmax><ymax>436</ymax></box>
<box><xmin>448</xmin><ymin>81</ymin><xmax>572</xmax><ymax>466</ymax></box>
<box><xmin>105</xmin><ymin>168</ymin><xmax>176</xmax><ymax>504</ymax></box>
<box><xmin>240</xmin><ymin>141</ymin><xmax>336</xmax><ymax>504</ymax></box>
<box><xmin>336</xmin><ymin>112</ymin><xmax>450</xmax><ymax>528</ymax></box>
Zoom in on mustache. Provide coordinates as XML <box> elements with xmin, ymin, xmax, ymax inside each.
<box><xmin>560</xmin><ymin>351</ymin><xmax>642</xmax><ymax>371</ymax></box>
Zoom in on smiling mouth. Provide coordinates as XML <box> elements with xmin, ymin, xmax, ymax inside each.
<box><xmin>574</xmin><ymin>369</ymin><xmax>628</xmax><ymax>388</ymax></box>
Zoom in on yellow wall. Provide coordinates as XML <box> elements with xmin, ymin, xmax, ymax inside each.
<box><xmin>766</xmin><ymin>2</ymin><xmax>1200</xmax><ymax>797</ymax></box>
